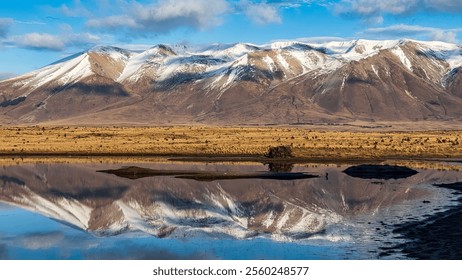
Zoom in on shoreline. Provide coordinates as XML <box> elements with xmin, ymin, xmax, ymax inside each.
<box><xmin>382</xmin><ymin>182</ymin><xmax>462</xmax><ymax>259</ymax></box>
<box><xmin>1</xmin><ymin>153</ymin><xmax>461</xmax><ymax>163</ymax></box>
<box><xmin>1</xmin><ymin>155</ymin><xmax>462</xmax><ymax>172</ymax></box>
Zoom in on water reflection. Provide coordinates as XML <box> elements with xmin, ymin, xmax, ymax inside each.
<box><xmin>0</xmin><ymin>162</ymin><xmax>461</xmax><ymax>259</ymax></box>
<box><xmin>0</xmin><ymin>163</ymin><xmax>432</xmax><ymax>238</ymax></box>
<box><xmin>267</xmin><ymin>162</ymin><xmax>294</xmax><ymax>173</ymax></box>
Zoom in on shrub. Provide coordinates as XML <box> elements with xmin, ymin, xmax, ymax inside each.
<box><xmin>266</xmin><ymin>145</ymin><xmax>293</xmax><ymax>158</ymax></box>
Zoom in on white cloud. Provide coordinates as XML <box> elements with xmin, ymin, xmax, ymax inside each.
<box><xmin>294</xmin><ymin>36</ymin><xmax>351</xmax><ymax>43</ymax></box>
<box><xmin>17</xmin><ymin>232</ymin><xmax>64</xmax><ymax>250</ymax></box>
<box><xmin>335</xmin><ymin>0</ymin><xmax>462</xmax><ymax>23</ymax></box>
<box><xmin>0</xmin><ymin>18</ymin><xmax>13</xmax><ymax>38</ymax></box>
<box><xmin>9</xmin><ymin>31</ymin><xmax>100</xmax><ymax>51</ymax></box>
<box><xmin>68</xmin><ymin>33</ymin><xmax>101</xmax><ymax>46</ymax></box>
<box><xmin>422</xmin><ymin>0</ymin><xmax>462</xmax><ymax>12</ymax></box>
<box><xmin>85</xmin><ymin>0</ymin><xmax>321</xmax><ymax>36</ymax></box>
<box><xmin>362</xmin><ymin>24</ymin><xmax>461</xmax><ymax>43</ymax></box>
<box><xmin>256</xmin><ymin>0</ymin><xmax>316</xmax><ymax>9</ymax></box>
<box><xmin>241</xmin><ymin>1</ymin><xmax>282</xmax><ymax>24</ymax></box>
<box><xmin>87</xmin><ymin>15</ymin><xmax>138</xmax><ymax>29</ymax></box>
<box><xmin>87</xmin><ymin>0</ymin><xmax>230</xmax><ymax>36</ymax></box>
<box><xmin>51</xmin><ymin>0</ymin><xmax>91</xmax><ymax>17</ymax></box>
<box><xmin>430</xmin><ymin>30</ymin><xmax>457</xmax><ymax>42</ymax></box>
<box><xmin>13</xmin><ymin>33</ymin><xmax>66</xmax><ymax>51</ymax></box>
<box><xmin>14</xmin><ymin>20</ymin><xmax>46</xmax><ymax>25</ymax></box>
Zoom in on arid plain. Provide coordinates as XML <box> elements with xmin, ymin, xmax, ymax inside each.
<box><xmin>1</xmin><ymin>125</ymin><xmax>461</xmax><ymax>164</ymax></box>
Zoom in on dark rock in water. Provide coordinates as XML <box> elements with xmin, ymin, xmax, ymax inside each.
<box><xmin>98</xmin><ymin>166</ymin><xmax>318</xmax><ymax>181</ymax></box>
<box><xmin>343</xmin><ymin>164</ymin><xmax>418</xmax><ymax>180</ymax></box>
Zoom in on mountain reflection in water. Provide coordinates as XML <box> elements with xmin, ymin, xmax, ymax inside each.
<box><xmin>0</xmin><ymin>162</ymin><xmax>461</xmax><ymax>259</ymax></box>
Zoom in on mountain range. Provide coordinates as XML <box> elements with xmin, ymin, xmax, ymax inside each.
<box><xmin>1</xmin><ymin>39</ymin><xmax>462</xmax><ymax>125</ymax></box>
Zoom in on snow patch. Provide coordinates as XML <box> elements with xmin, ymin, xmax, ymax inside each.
<box><xmin>404</xmin><ymin>90</ymin><xmax>416</xmax><ymax>99</ymax></box>
<box><xmin>15</xmin><ymin>193</ymin><xmax>92</xmax><ymax>229</ymax></box>
<box><xmin>58</xmin><ymin>55</ymin><xmax>93</xmax><ymax>85</ymax></box>
<box><xmin>341</xmin><ymin>74</ymin><xmax>348</xmax><ymax>91</ymax></box>
<box><xmin>371</xmin><ymin>65</ymin><xmax>379</xmax><ymax>77</ymax></box>
<box><xmin>391</xmin><ymin>46</ymin><xmax>413</xmax><ymax>71</ymax></box>
<box><xmin>276</xmin><ymin>206</ymin><xmax>290</xmax><ymax>229</ymax></box>
<box><xmin>414</xmin><ymin>40</ymin><xmax>462</xmax><ymax>70</ymax></box>
<box><xmin>89</xmin><ymin>46</ymin><xmax>132</xmax><ymax>62</ymax></box>
<box><xmin>117</xmin><ymin>52</ymin><xmax>152</xmax><ymax>82</ymax></box>
<box><xmin>276</xmin><ymin>53</ymin><xmax>290</xmax><ymax>71</ymax></box>
<box><xmin>26</xmin><ymin>53</ymin><xmax>92</xmax><ymax>90</ymax></box>
<box><xmin>201</xmin><ymin>43</ymin><xmax>258</xmax><ymax>60</ymax></box>
<box><xmin>116</xmin><ymin>200</ymin><xmax>157</xmax><ymax>234</ymax></box>
<box><xmin>262</xmin><ymin>55</ymin><xmax>276</xmax><ymax>72</ymax></box>
<box><xmin>336</xmin><ymin>39</ymin><xmax>399</xmax><ymax>61</ymax></box>
<box><xmin>262</xmin><ymin>211</ymin><xmax>276</xmax><ymax>228</ymax></box>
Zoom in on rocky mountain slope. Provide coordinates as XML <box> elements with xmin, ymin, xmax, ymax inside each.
<box><xmin>1</xmin><ymin>39</ymin><xmax>462</xmax><ymax>125</ymax></box>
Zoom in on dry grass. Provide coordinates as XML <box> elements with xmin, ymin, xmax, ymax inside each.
<box><xmin>1</xmin><ymin>126</ymin><xmax>462</xmax><ymax>160</ymax></box>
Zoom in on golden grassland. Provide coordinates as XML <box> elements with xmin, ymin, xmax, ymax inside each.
<box><xmin>1</xmin><ymin>126</ymin><xmax>462</xmax><ymax>161</ymax></box>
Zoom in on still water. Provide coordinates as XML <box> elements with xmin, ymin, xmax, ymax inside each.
<box><xmin>0</xmin><ymin>161</ymin><xmax>460</xmax><ymax>260</ymax></box>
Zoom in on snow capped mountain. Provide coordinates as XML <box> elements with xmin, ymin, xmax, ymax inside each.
<box><xmin>5</xmin><ymin>39</ymin><xmax>462</xmax><ymax>89</ymax></box>
<box><xmin>1</xmin><ymin>39</ymin><xmax>462</xmax><ymax>124</ymax></box>
<box><xmin>6</xmin><ymin>46</ymin><xmax>134</xmax><ymax>90</ymax></box>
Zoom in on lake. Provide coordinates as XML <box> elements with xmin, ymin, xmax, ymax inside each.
<box><xmin>1</xmin><ymin>160</ymin><xmax>461</xmax><ymax>260</ymax></box>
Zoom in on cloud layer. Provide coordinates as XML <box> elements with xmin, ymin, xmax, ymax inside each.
<box><xmin>85</xmin><ymin>0</ymin><xmax>303</xmax><ymax>37</ymax></box>
<box><xmin>335</xmin><ymin>0</ymin><xmax>462</xmax><ymax>23</ymax></box>
<box><xmin>363</xmin><ymin>24</ymin><xmax>461</xmax><ymax>43</ymax></box>
<box><xmin>87</xmin><ymin>0</ymin><xmax>230</xmax><ymax>35</ymax></box>
<box><xmin>3</xmin><ymin>0</ymin><xmax>300</xmax><ymax>52</ymax></box>
<box><xmin>0</xmin><ymin>18</ymin><xmax>13</xmax><ymax>38</ymax></box>
<box><xmin>53</xmin><ymin>0</ymin><xmax>91</xmax><ymax>17</ymax></box>
<box><xmin>241</xmin><ymin>1</ymin><xmax>282</xmax><ymax>24</ymax></box>
<box><xmin>8</xmin><ymin>31</ymin><xmax>100</xmax><ymax>51</ymax></box>
<box><xmin>1</xmin><ymin>0</ymin><xmax>462</xmax><ymax>54</ymax></box>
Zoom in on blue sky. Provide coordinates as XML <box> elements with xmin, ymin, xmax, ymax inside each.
<box><xmin>1</xmin><ymin>0</ymin><xmax>462</xmax><ymax>77</ymax></box>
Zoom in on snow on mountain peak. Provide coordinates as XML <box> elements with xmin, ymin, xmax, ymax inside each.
<box><xmin>87</xmin><ymin>45</ymin><xmax>134</xmax><ymax>62</ymax></box>
<box><xmin>267</xmin><ymin>40</ymin><xmax>301</xmax><ymax>49</ymax></box>
<box><xmin>4</xmin><ymin>39</ymin><xmax>462</xmax><ymax>92</ymax></box>
<box><xmin>201</xmin><ymin>43</ymin><xmax>260</xmax><ymax>60</ymax></box>
<box><xmin>10</xmin><ymin>52</ymin><xmax>93</xmax><ymax>91</ymax></box>
<box><xmin>146</xmin><ymin>44</ymin><xmax>177</xmax><ymax>56</ymax></box>
<box><xmin>410</xmin><ymin>40</ymin><xmax>462</xmax><ymax>70</ymax></box>
<box><xmin>339</xmin><ymin>39</ymin><xmax>400</xmax><ymax>61</ymax></box>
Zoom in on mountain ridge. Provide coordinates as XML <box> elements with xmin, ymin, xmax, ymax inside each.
<box><xmin>1</xmin><ymin>39</ymin><xmax>462</xmax><ymax>125</ymax></box>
